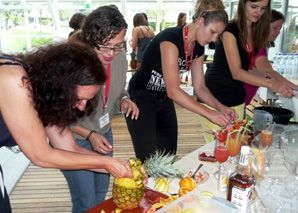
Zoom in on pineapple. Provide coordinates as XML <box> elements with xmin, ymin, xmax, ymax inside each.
<box><xmin>130</xmin><ymin>51</ymin><xmax>137</xmax><ymax>69</ymax></box>
<box><xmin>112</xmin><ymin>151</ymin><xmax>183</xmax><ymax>210</ymax></box>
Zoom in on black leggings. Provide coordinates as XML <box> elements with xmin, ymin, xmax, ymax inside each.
<box><xmin>125</xmin><ymin>88</ymin><xmax>178</xmax><ymax>162</ymax></box>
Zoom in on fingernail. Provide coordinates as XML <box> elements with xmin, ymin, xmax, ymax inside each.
<box><xmin>109</xmin><ymin>145</ymin><xmax>113</xmax><ymax>149</ymax></box>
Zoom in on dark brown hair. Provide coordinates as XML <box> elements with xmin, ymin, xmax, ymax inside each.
<box><xmin>176</xmin><ymin>12</ymin><xmax>187</xmax><ymax>27</ymax></box>
<box><xmin>20</xmin><ymin>42</ymin><xmax>106</xmax><ymax>128</ymax></box>
<box><xmin>231</xmin><ymin>0</ymin><xmax>271</xmax><ymax>56</ymax></box>
<box><xmin>71</xmin><ymin>5</ymin><xmax>128</xmax><ymax>47</ymax></box>
<box><xmin>69</xmin><ymin>13</ymin><xmax>86</xmax><ymax>30</ymax></box>
<box><xmin>133</xmin><ymin>13</ymin><xmax>148</xmax><ymax>28</ymax></box>
<box><xmin>267</xmin><ymin>9</ymin><xmax>285</xmax><ymax>48</ymax></box>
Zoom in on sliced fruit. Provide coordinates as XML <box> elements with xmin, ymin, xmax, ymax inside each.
<box><xmin>200</xmin><ymin>191</ymin><xmax>214</xmax><ymax>198</ymax></box>
<box><xmin>154</xmin><ymin>177</ymin><xmax>169</xmax><ymax>193</ymax></box>
<box><xmin>179</xmin><ymin>177</ymin><xmax>197</xmax><ymax>190</ymax></box>
<box><xmin>146</xmin><ymin>206</ymin><xmax>156</xmax><ymax>213</ymax></box>
<box><xmin>159</xmin><ymin>197</ymin><xmax>174</xmax><ymax>205</ymax></box>
<box><xmin>179</xmin><ymin>186</ymin><xmax>193</xmax><ymax>197</ymax></box>
<box><xmin>181</xmin><ymin>209</ymin><xmax>197</xmax><ymax>213</ymax></box>
<box><xmin>115</xmin><ymin>208</ymin><xmax>122</xmax><ymax>213</ymax></box>
<box><xmin>152</xmin><ymin>202</ymin><xmax>164</xmax><ymax>209</ymax></box>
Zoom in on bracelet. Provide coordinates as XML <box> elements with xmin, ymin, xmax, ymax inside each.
<box><xmin>120</xmin><ymin>95</ymin><xmax>130</xmax><ymax>103</ymax></box>
<box><xmin>86</xmin><ymin>130</ymin><xmax>96</xmax><ymax>141</ymax></box>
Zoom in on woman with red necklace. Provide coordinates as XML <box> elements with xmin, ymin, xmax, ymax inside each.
<box><xmin>126</xmin><ymin>0</ymin><xmax>236</xmax><ymax>162</ymax></box>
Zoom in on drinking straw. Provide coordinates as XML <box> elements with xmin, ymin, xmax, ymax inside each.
<box><xmin>229</xmin><ymin>112</ymin><xmax>238</xmax><ymax>122</ymax></box>
<box><xmin>206</xmin><ymin>129</ymin><xmax>218</xmax><ymax>137</ymax></box>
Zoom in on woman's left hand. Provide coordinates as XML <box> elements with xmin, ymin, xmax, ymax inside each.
<box><xmin>120</xmin><ymin>99</ymin><xmax>139</xmax><ymax>120</ymax></box>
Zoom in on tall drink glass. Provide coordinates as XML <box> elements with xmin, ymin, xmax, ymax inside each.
<box><xmin>260</xmin><ymin>121</ymin><xmax>275</xmax><ymax>148</ymax></box>
<box><xmin>227</xmin><ymin>129</ymin><xmax>242</xmax><ymax>164</ymax></box>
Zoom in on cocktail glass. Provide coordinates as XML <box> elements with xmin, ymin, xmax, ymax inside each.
<box><xmin>227</xmin><ymin>129</ymin><xmax>242</xmax><ymax>164</ymax></box>
<box><xmin>260</xmin><ymin>120</ymin><xmax>275</xmax><ymax>148</ymax></box>
<box><xmin>214</xmin><ymin>139</ymin><xmax>229</xmax><ymax>167</ymax></box>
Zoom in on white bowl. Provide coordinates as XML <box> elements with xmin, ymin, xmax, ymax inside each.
<box><xmin>251</xmin><ymin>149</ymin><xmax>298</xmax><ymax>212</ymax></box>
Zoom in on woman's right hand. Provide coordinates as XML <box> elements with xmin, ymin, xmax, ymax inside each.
<box><xmin>208</xmin><ymin>110</ymin><xmax>232</xmax><ymax>127</ymax></box>
<box><xmin>105</xmin><ymin>157</ymin><xmax>134</xmax><ymax>179</ymax></box>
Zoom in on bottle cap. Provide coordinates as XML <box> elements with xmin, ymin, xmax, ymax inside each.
<box><xmin>241</xmin><ymin>146</ymin><xmax>250</xmax><ymax>155</ymax></box>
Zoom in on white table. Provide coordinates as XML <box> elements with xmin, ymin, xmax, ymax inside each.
<box><xmin>148</xmin><ymin>140</ymin><xmax>228</xmax><ymax>198</ymax></box>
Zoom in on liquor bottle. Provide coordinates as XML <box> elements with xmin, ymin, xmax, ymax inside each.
<box><xmin>227</xmin><ymin>146</ymin><xmax>254</xmax><ymax>213</ymax></box>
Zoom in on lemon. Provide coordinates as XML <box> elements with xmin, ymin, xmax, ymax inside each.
<box><xmin>181</xmin><ymin>209</ymin><xmax>198</xmax><ymax>213</ymax></box>
<box><xmin>100</xmin><ymin>210</ymin><xmax>106</xmax><ymax>213</ymax></box>
<box><xmin>200</xmin><ymin>191</ymin><xmax>214</xmax><ymax>198</ymax></box>
<box><xmin>154</xmin><ymin>177</ymin><xmax>169</xmax><ymax>193</ymax></box>
<box><xmin>152</xmin><ymin>202</ymin><xmax>164</xmax><ymax>209</ymax></box>
<box><xmin>115</xmin><ymin>208</ymin><xmax>122</xmax><ymax>213</ymax></box>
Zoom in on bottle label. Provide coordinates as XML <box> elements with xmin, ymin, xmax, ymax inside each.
<box><xmin>218</xmin><ymin>172</ymin><xmax>228</xmax><ymax>192</ymax></box>
<box><xmin>230</xmin><ymin>185</ymin><xmax>253</xmax><ymax>213</ymax></box>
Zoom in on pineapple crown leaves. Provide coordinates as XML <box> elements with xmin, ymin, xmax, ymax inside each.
<box><xmin>130</xmin><ymin>51</ymin><xmax>136</xmax><ymax>59</ymax></box>
<box><xmin>144</xmin><ymin>150</ymin><xmax>183</xmax><ymax>179</ymax></box>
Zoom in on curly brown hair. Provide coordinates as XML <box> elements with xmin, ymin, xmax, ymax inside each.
<box><xmin>72</xmin><ymin>5</ymin><xmax>128</xmax><ymax>47</ymax></box>
<box><xmin>20</xmin><ymin>41</ymin><xmax>106</xmax><ymax>128</ymax></box>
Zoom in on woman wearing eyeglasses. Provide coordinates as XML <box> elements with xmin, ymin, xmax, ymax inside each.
<box><xmin>50</xmin><ymin>6</ymin><xmax>139</xmax><ymax>213</ymax></box>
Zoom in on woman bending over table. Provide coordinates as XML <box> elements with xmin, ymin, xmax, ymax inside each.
<box><xmin>199</xmin><ymin>0</ymin><xmax>295</xmax><ymax>143</ymax></box>
<box><xmin>126</xmin><ymin>0</ymin><xmax>237</xmax><ymax>162</ymax></box>
<box><xmin>0</xmin><ymin>42</ymin><xmax>133</xmax><ymax>212</ymax></box>
<box><xmin>53</xmin><ymin>5</ymin><xmax>139</xmax><ymax>213</ymax></box>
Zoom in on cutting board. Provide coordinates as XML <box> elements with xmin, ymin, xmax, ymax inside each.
<box><xmin>86</xmin><ymin>188</ymin><xmax>168</xmax><ymax>213</ymax></box>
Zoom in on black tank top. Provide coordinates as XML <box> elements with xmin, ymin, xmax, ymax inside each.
<box><xmin>0</xmin><ymin>55</ymin><xmax>27</xmax><ymax>147</ymax></box>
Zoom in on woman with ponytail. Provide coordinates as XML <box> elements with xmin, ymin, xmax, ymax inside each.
<box><xmin>126</xmin><ymin>0</ymin><xmax>236</xmax><ymax>162</ymax></box>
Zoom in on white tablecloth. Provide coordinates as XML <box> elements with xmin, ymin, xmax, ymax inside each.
<box><xmin>148</xmin><ymin>140</ymin><xmax>228</xmax><ymax>198</ymax></box>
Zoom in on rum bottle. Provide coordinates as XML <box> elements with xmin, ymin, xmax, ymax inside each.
<box><xmin>227</xmin><ymin>146</ymin><xmax>254</xmax><ymax>212</ymax></box>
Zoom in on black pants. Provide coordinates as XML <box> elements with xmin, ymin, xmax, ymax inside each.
<box><xmin>125</xmin><ymin>88</ymin><xmax>178</xmax><ymax>162</ymax></box>
<box><xmin>0</xmin><ymin>165</ymin><xmax>12</xmax><ymax>213</ymax></box>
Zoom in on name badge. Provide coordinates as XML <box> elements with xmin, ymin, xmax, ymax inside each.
<box><xmin>99</xmin><ymin>113</ymin><xmax>110</xmax><ymax>129</ymax></box>
<box><xmin>180</xmin><ymin>86</ymin><xmax>194</xmax><ymax>96</ymax></box>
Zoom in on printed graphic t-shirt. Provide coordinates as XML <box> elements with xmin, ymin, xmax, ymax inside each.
<box><xmin>129</xmin><ymin>26</ymin><xmax>204</xmax><ymax>93</ymax></box>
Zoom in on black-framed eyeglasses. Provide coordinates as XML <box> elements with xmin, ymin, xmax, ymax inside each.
<box><xmin>94</xmin><ymin>42</ymin><xmax>124</xmax><ymax>53</ymax></box>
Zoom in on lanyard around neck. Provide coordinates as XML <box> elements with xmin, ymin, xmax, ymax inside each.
<box><xmin>184</xmin><ymin>25</ymin><xmax>195</xmax><ymax>82</ymax></box>
<box><xmin>100</xmin><ymin>64</ymin><xmax>111</xmax><ymax>110</ymax></box>
<box><xmin>245</xmin><ymin>26</ymin><xmax>254</xmax><ymax>70</ymax></box>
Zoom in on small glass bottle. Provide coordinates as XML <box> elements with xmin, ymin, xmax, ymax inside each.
<box><xmin>217</xmin><ymin>165</ymin><xmax>228</xmax><ymax>193</ymax></box>
<box><xmin>227</xmin><ymin>146</ymin><xmax>254</xmax><ymax>212</ymax></box>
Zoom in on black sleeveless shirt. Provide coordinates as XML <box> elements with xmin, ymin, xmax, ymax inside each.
<box><xmin>0</xmin><ymin>55</ymin><xmax>27</xmax><ymax>148</ymax></box>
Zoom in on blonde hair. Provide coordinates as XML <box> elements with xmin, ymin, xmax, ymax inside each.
<box><xmin>192</xmin><ymin>0</ymin><xmax>228</xmax><ymax>25</ymax></box>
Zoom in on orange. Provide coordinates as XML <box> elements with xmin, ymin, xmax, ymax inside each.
<box><xmin>179</xmin><ymin>177</ymin><xmax>197</xmax><ymax>189</ymax></box>
<box><xmin>178</xmin><ymin>186</ymin><xmax>193</xmax><ymax>197</ymax></box>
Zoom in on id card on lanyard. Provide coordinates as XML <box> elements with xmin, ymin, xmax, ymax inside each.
<box><xmin>182</xmin><ymin>25</ymin><xmax>194</xmax><ymax>95</ymax></box>
<box><xmin>99</xmin><ymin>64</ymin><xmax>111</xmax><ymax>129</ymax></box>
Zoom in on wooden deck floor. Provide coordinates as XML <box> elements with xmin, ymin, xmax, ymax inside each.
<box><xmin>10</xmin><ymin>101</ymin><xmax>204</xmax><ymax>212</ymax></box>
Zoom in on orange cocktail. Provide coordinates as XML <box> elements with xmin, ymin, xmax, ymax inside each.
<box><xmin>261</xmin><ymin>129</ymin><xmax>273</xmax><ymax>147</ymax></box>
<box><xmin>227</xmin><ymin>133</ymin><xmax>241</xmax><ymax>157</ymax></box>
